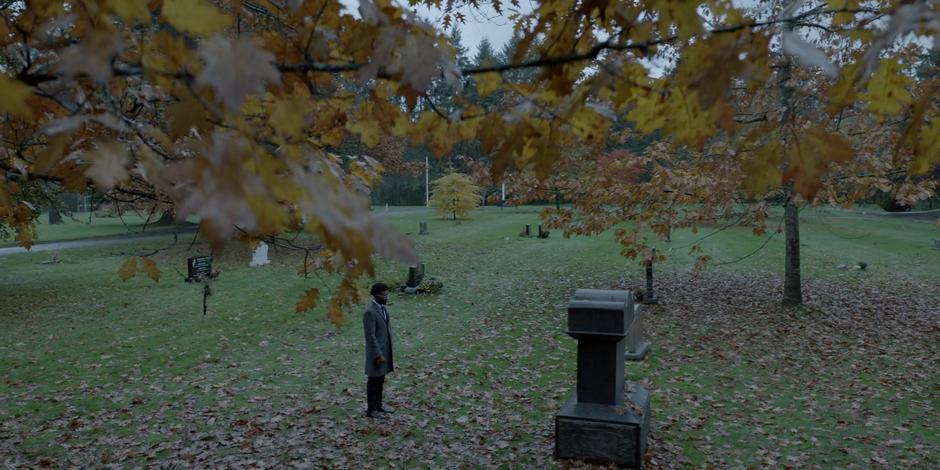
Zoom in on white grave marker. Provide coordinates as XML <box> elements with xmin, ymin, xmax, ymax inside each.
<box><xmin>250</xmin><ymin>242</ymin><xmax>270</xmax><ymax>267</ymax></box>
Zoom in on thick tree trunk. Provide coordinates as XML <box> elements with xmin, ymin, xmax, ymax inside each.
<box><xmin>783</xmin><ymin>198</ymin><xmax>802</xmax><ymax>305</ymax></box>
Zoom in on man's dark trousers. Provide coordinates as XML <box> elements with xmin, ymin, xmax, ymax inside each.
<box><xmin>367</xmin><ymin>375</ymin><xmax>385</xmax><ymax>412</ymax></box>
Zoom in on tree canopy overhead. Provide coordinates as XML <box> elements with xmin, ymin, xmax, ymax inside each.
<box><xmin>0</xmin><ymin>0</ymin><xmax>937</xmax><ymax>322</ymax></box>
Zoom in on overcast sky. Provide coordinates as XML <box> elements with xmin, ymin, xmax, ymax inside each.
<box><xmin>339</xmin><ymin>0</ymin><xmax>934</xmax><ymax>74</ymax></box>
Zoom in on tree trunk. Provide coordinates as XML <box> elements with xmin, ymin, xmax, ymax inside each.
<box><xmin>780</xmin><ymin>20</ymin><xmax>802</xmax><ymax>306</ymax></box>
<box><xmin>783</xmin><ymin>198</ymin><xmax>802</xmax><ymax>305</ymax></box>
<box><xmin>555</xmin><ymin>191</ymin><xmax>561</xmax><ymax>210</ymax></box>
<box><xmin>452</xmin><ymin>198</ymin><xmax>457</xmax><ymax>220</ymax></box>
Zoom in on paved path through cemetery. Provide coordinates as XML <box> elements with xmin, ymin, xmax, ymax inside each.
<box><xmin>0</xmin><ymin>208</ymin><xmax>434</xmax><ymax>256</ymax></box>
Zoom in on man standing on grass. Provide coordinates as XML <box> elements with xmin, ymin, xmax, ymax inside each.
<box><xmin>363</xmin><ymin>283</ymin><xmax>395</xmax><ymax>419</ymax></box>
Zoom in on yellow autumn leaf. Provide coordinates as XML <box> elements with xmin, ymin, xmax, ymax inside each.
<box><xmin>743</xmin><ymin>140</ymin><xmax>783</xmax><ymax>196</ymax></box>
<box><xmin>475</xmin><ymin>72</ymin><xmax>501</xmax><ymax>97</ymax></box>
<box><xmin>429</xmin><ymin>119</ymin><xmax>456</xmax><ymax>156</ymax></box>
<box><xmin>247</xmin><ymin>196</ymin><xmax>289</xmax><ymax>235</ymax></box>
<box><xmin>653</xmin><ymin>0</ymin><xmax>703</xmax><ymax>40</ymax></box>
<box><xmin>162</xmin><ymin>0</ymin><xmax>232</xmax><ymax>36</ymax></box>
<box><xmin>827</xmin><ymin>0</ymin><xmax>859</xmax><ymax>26</ymax></box>
<box><xmin>348</xmin><ymin>118</ymin><xmax>381</xmax><ymax>148</ymax></box>
<box><xmin>118</xmin><ymin>257</ymin><xmax>138</xmax><ymax>281</ymax></box>
<box><xmin>863</xmin><ymin>59</ymin><xmax>912</xmax><ymax>117</ymax></box>
<box><xmin>295</xmin><ymin>288</ymin><xmax>320</xmax><ymax>313</ymax></box>
<box><xmin>569</xmin><ymin>106</ymin><xmax>610</xmax><ymax>142</ymax></box>
<box><xmin>140</xmin><ymin>256</ymin><xmax>161</xmax><ymax>282</ymax></box>
<box><xmin>914</xmin><ymin>116</ymin><xmax>940</xmax><ymax>174</ymax></box>
<box><xmin>108</xmin><ymin>0</ymin><xmax>151</xmax><ymax>24</ymax></box>
<box><xmin>0</xmin><ymin>75</ymin><xmax>33</xmax><ymax>119</ymax></box>
<box><xmin>270</xmin><ymin>97</ymin><xmax>307</xmax><ymax>141</ymax></box>
<box><xmin>627</xmin><ymin>91</ymin><xmax>666</xmax><ymax>135</ymax></box>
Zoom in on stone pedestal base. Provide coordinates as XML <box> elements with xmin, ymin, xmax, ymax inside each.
<box><xmin>555</xmin><ymin>383</ymin><xmax>650</xmax><ymax>468</ymax></box>
<box><xmin>624</xmin><ymin>342</ymin><xmax>650</xmax><ymax>361</ymax></box>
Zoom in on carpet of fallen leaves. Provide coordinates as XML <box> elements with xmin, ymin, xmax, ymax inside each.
<box><xmin>2</xmin><ymin>241</ymin><xmax>938</xmax><ymax>467</ymax></box>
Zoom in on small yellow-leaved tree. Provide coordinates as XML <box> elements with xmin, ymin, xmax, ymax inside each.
<box><xmin>430</xmin><ymin>173</ymin><xmax>481</xmax><ymax>220</ymax></box>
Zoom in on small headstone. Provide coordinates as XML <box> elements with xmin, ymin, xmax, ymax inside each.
<box><xmin>249</xmin><ymin>242</ymin><xmax>270</xmax><ymax>267</ymax></box>
<box><xmin>934</xmin><ymin>239</ymin><xmax>940</xmax><ymax>250</ymax></box>
<box><xmin>538</xmin><ymin>225</ymin><xmax>550</xmax><ymax>239</ymax></box>
<box><xmin>419</xmin><ymin>221</ymin><xmax>429</xmax><ymax>235</ymax></box>
<box><xmin>525</xmin><ymin>224</ymin><xmax>531</xmax><ymax>237</ymax></box>
<box><xmin>185</xmin><ymin>256</ymin><xmax>213</xmax><ymax>282</ymax></box>
<box><xmin>48</xmin><ymin>210</ymin><xmax>62</xmax><ymax>225</ymax></box>
<box><xmin>406</xmin><ymin>263</ymin><xmax>425</xmax><ymax>288</ymax></box>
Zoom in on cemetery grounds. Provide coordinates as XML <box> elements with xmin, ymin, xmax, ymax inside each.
<box><xmin>1</xmin><ymin>206</ymin><xmax>938</xmax><ymax>467</ymax></box>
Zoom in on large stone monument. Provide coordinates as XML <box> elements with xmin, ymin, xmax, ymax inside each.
<box><xmin>556</xmin><ymin>289</ymin><xmax>650</xmax><ymax>467</ymax></box>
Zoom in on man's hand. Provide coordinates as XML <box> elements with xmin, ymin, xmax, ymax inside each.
<box><xmin>373</xmin><ymin>356</ymin><xmax>385</xmax><ymax>366</ymax></box>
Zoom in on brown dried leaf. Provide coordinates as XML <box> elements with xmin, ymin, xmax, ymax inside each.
<box><xmin>55</xmin><ymin>32</ymin><xmax>125</xmax><ymax>84</ymax></box>
<box><xmin>295</xmin><ymin>288</ymin><xmax>320</xmax><ymax>313</ymax></box>
<box><xmin>195</xmin><ymin>37</ymin><xmax>280</xmax><ymax>112</ymax></box>
<box><xmin>118</xmin><ymin>257</ymin><xmax>138</xmax><ymax>281</ymax></box>
<box><xmin>140</xmin><ymin>257</ymin><xmax>161</xmax><ymax>283</ymax></box>
<box><xmin>84</xmin><ymin>141</ymin><xmax>130</xmax><ymax>191</ymax></box>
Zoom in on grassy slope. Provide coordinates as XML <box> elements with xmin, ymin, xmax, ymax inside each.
<box><xmin>0</xmin><ymin>212</ymin><xmax>165</xmax><ymax>247</ymax></box>
<box><xmin>0</xmin><ymin>206</ymin><xmax>937</xmax><ymax>466</ymax></box>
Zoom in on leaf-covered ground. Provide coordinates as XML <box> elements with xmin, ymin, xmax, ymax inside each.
<box><xmin>1</xmin><ymin>208</ymin><xmax>938</xmax><ymax>467</ymax></box>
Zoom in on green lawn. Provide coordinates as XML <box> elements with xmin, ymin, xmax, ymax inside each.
<box><xmin>0</xmin><ymin>212</ymin><xmax>186</xmax><ymax>247</ymax></box>
<box><xmin>1</xmin><ymin>206</ymin><xmax>937</xmax><ymax>467</ymax></box>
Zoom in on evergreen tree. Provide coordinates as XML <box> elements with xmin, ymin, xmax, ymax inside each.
<box><xmin>473</xmin><ymin>38</ymin><xmax>497</xmax><ymax>67</ymax></box>
<box><xmin>448</xmin><ymin>28</ymin><xmax>471</xmax><ymax>69</ymax></box>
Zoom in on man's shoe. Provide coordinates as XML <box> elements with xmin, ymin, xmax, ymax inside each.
<box><xmin>377</xmin><ymin>407</ymin><xmax>395</xmax><ymax>414</ymax></box>
<box><xmin>366</xmin><ymin>410</ymin><xmax>389</xmax><ymax>419</ymax></box>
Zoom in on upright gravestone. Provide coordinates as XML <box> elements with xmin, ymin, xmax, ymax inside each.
<box><xmin>525</xmin><ymin>224</ymin><xmax>531</xmax><ymax>237</ymax></box>
<box><xmin>249</xmin><ymin>242</ymin><xmax>270</xmax><ymax>267</ymax></box>
<box><xmin>571</xmin><ymin>289</ymin><xmax>649</xmax><ymax>361</ymax></box>
<box><xmin>419</xmin><ymin>222</ymin><xmax>429</xmax><ymax>235</ymax></box>
<box><xmin>538</xmin><ymin>224</ymin><xmax>544</xmax><ymax>238</ymax></box>
<box><xmin>934</xmin><ymin>239</ymin><xmax>940</xmax><ymax>250</ymax></box>
<box><xmin>556</xmin><ymin>290</ymin><xmax>650</xmax><ymax>467</ymax></box>
<box><xmin>48</xmin><ymin>210</ymin><xmax>62</xmax><ymax>225</ymax></box>
<box><xmin>185</xmin><ymin>256</ymin><xmax>213</xmax><ymax>283</ymax></box>
<box><xmin>407</xmin><ymin>263</ymin><xmax>425</xmax><ymax>288</ymax></box>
